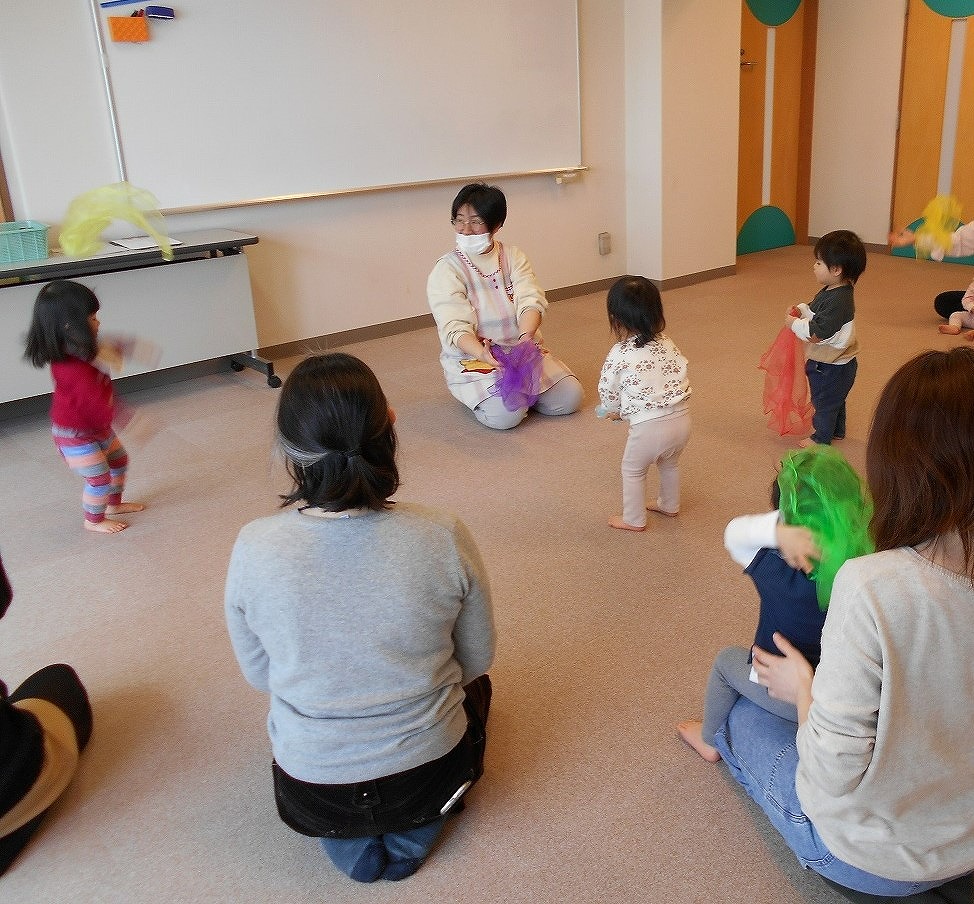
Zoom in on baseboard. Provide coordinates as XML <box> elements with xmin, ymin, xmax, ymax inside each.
<box><xmin>256</xmin><ymin>314</ymin><xmax>436</xmax><ymax>361</ymax></box>
<box><xmin>1</xmin><ymin>266</ymin><xmax>736</xmax><ymax>422</ymax></box>
<box><xmin>546</xmin><ymin>277</ymin><xmax>618</xmax><ymax>301</ymax></box>
<box><xmin>256</xmin><ymin>282</ymin><xmax>624</xmax><ymax>360</ymax></box>
<box><xmin>258</xmin><ymin>270</ymin><xmax>741</xmax><ymax>361</ymax></box>
<box><xmin>657</xmin><ymin>264</ymin><xmax>737</xmax><ymax>291</ymax></box>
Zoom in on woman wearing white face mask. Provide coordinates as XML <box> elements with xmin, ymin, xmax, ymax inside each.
<box><xmin>427</xmin><ymin>182</ymin><xmax>583</xmax><ymax>429</ymax></box>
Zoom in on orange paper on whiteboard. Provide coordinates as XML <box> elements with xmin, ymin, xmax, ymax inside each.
<box><xmin>108</xmin><ymin>16</ymin><xmax>150</xmax><ymax>43</ymax></box>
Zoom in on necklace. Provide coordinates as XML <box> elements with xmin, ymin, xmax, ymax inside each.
<box><xmin>456</xmin><ymin>249</ymin><xmax>502</xmax><ymax>286</ymax></box>
<box><xmin>456</xmin><ymin>247</ymin><xmax>515</xmax><ymax>304</ymax></box>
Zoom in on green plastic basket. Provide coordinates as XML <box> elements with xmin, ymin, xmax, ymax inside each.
<box><xmin>0</xmin><ymin>220</ymin><xmax>49</xmax><ymax>263</ymax></box>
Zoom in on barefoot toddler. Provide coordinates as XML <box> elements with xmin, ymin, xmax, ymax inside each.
<box><xmin>24</xmin><ymin>281</ymin><xmax>145</xmax><ymax>533</ymax></box>
<box><xmin>597</xmin><ymin>275</ymin><xmax>691</xmax><ymax>532</ymax></box>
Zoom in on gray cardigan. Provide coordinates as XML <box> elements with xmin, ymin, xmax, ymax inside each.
<box><xmin>225</xmin><ymin>502</ymin><xmax>495</xmax><ymax>784</ymax></box>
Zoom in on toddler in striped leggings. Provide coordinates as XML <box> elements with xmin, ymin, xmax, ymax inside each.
<box><xmin>24</xmin><ymin>280</ymin><xmax>144</xmax><ymax>534</ymax></box>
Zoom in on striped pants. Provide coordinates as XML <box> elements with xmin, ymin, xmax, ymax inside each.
<box><xmin>52</xmin><ymin>426</ymin><xmax>128</xmax><ymax>523</ymax></box>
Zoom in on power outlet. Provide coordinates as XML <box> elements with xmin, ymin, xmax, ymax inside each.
<box><xmin>598</xmin><ymin>232</ymin><xmax>611</xmax><ymax>255</ymax></box>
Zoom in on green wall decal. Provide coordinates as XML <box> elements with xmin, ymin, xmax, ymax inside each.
<box><xmin>745</xmin><ymin>0</ymin><xmax>801</xmax><ymax>27</ymax></box>
<box><xmin>737</xmin><ymin>206</ymin><xmax>796</xmax><ymax>255</ymax></box>
<box><xmin>921</xmin><ymin>0</ymin><xmax>974</xmax><ymax>17</ymax></box>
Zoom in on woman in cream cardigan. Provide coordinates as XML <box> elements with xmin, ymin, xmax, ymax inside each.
<box><xmin>427</xmin><ymin>182</ymin><xmax>583</xmax><ymax>429</ymax></box>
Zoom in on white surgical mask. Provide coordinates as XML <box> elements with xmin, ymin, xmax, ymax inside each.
<box><xmin>456</xmin><ymin>232</ymin><xmax>493</xmax><ymax>255</ymax></box>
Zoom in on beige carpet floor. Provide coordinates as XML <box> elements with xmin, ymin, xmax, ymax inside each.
<box><xmin>0</xmin><ymin>245</ymin><xmax>968</xmax><ymax>903</ymax></box>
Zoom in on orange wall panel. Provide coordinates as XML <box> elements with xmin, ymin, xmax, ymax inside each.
<box><xmin>893</xmin><ymin>0</ymin><xmax>952</xmax><ymax>228</ymax></box>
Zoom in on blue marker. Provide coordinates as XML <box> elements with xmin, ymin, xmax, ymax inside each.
<box><xmin>100</xmin><ymin>0</ymin><xmax>141</xmax><ymax>7</ymax></box>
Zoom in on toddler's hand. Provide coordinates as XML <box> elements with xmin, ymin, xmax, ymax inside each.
<box><xmin>95</xmin><ymin>342</ymin><xmax>125</xmax><ymax>373</ymax></box>
<box><xmin>776</xmin><ymin>524</ymin><xmax>819</xmax><ymax>573</ymax></box>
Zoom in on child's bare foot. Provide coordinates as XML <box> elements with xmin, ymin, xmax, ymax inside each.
<box><xmin>85</xmin><ymin>518</ymin><xmax>128</xmax><ymax>534</ymax></box>
<box><xmin>608</xmin><ymin>515</ymin><xmax>645</xmax><ymax>532</ymax></box>
<box><xmin>939</xmin><ymin>323</ymin><xmax>961</xmax><ymax>335</ymax></box>
<box><xmin>647</xmin><ymin>505</ymin><xmax>678</xmax><ymax>518</ymax></box>
<box><xmin>106</xmin><ymin>502</ymin><xmax>145</xmax><ymax>515</ymax></box>
<box><xmin>677</xmin><ymin>720</ymin><xmax>721</xmax><ymax>763</ymax></box>
<box><xmin>797</xmin><ymin>437</ymin><xmax>816</xmax><ymax>448</ymax></box>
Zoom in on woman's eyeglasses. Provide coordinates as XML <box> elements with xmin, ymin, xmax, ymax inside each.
<box><xmin>451</xmin><ymin>216</ymin><xmax>487</xmax><ymax>229</ymax></box>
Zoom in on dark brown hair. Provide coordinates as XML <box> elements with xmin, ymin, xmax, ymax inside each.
<box><xmin>867</xmin><ymin>347</ymin><xmax>974</xmax><ymax>580</ymax></box>
<box><xmin>814</xmin><ymin>229</ymin><xmax>867</xmax><ymax>285</ymax></box>
<box><xmin>24</xmin><ymin>280</ymin><xmax>100</xmax><ymax>366</ymax></box>
<box><xmin>277</xmin><ymin>353</ymin><xmax>399</xmax><ymax>511</ymax></box>
<box><xmin>451</xmin><ymin>182</ymin><xmax>507</xmax><ymax>232</ymax></box>
<box><xmin>606</xmin><ymin>275</ymin><xmax>664</xmax><ymax>347</ymax></box>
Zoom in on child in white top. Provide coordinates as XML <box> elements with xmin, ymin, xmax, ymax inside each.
<box><xmin>597</xmin><ymin>276</ymin><xmax>691</xmax><ymax>531</ymax></box>
<box><xmin>938</xmin><ymin>303</ymin><xmax>974</xmax><ymax>339</ymax></box>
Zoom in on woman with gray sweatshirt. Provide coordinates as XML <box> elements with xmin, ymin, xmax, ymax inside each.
<box><xmin>225</xmin><ymin>353</ymin><xmax>495</xmax><ymax>883</ymax></box>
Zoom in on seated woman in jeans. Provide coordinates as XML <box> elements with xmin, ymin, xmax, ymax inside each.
<box><xmin>714</xmin><ymin>348</ymin><xmax>974</xmax><ymax>899</ymax></box>
<box><xmin>225</xmin><ymin>353</ymin><xmax>495</xmax><ymax>883</ymax></box>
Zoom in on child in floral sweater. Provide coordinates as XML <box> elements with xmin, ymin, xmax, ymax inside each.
<box><xmin>597</xmin><ymin>276</ymin><xmax>691</xmax><ymax>531</ymax></box>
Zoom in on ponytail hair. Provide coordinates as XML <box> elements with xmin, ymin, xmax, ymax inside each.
<box><xmin>276</xmin><ymin>353</ymin><xmax>399</xmax><ymax>511</ymax></box>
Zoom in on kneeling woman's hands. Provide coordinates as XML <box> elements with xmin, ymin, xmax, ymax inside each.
<box><xmin>752</xmin><ymin>633</ymin><xmax>814</xmax><ymax>723</ymax></box>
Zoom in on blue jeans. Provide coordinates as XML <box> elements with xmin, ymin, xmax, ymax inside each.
<box><xmin>713</xmin><ymin>698</ymin><xmax>944</xmax><ymax>897</ymax></box>
<box><xmin>320</xmin><ymin>817</ymin><xmax>447</xmax><ymax>882</ymax></box>
<box><xmin>805</xmin><ymin>357</ymin><xmax>856</xmax><ymax>444</ymax></box>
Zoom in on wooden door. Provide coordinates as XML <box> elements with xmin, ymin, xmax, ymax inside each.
<box><xmin>737</xmin><ymin>0</ymin><xmax>816</xmax><ymax>254</ymax></box>
<box><xmin>892</xmin><ymin>0</ymin><xmax>974</xmax><ymax>231</ymax></box>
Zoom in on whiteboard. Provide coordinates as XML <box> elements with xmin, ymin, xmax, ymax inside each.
<box><xmin>0</xmin><ymin>2</ymin><xmax>121</xmax><ymax>225</ymax></box>
<box><xmin>0</xmin><ymin>1</ymin><xmax>580</xmax><ymax>219</ymax></box>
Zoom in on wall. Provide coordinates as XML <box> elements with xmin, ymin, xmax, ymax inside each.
<box><xmin>2</xmin><ymin>2</ymin><xmax>745</xmax><ymax>351</ymax></box>
<box><xmin>154</xmin><ymin>1</ymin><xmax>630</xmax><ymax>349</ymax></box>
<box><xmin>624</xmin><ymin>1</ymin><xmax>741</xmax><ymax>283</ymax></box>
<box><xmin>660</xmin><ymin>0</ymin><xmax>741</xmax><ymax>278</ymax></box>
<box><xmin>808</xmin><ymin>1</ymin><xmax>906</xmax><ymax>242</ymax></box>
<box><xmin>624</xmin><ymin>0</ymin><xmax>664</xmax><ymax>279</ymax></box>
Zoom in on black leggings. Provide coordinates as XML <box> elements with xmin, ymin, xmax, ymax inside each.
<box><xmin>7</xmin><ymin>664</ymin><xmax>93</xmax><ymax>751</ymax></box>
<box><xmin>935</xmin><ymin>291</ymin><xmax>966</xmax><ymax>320</ymax></box>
